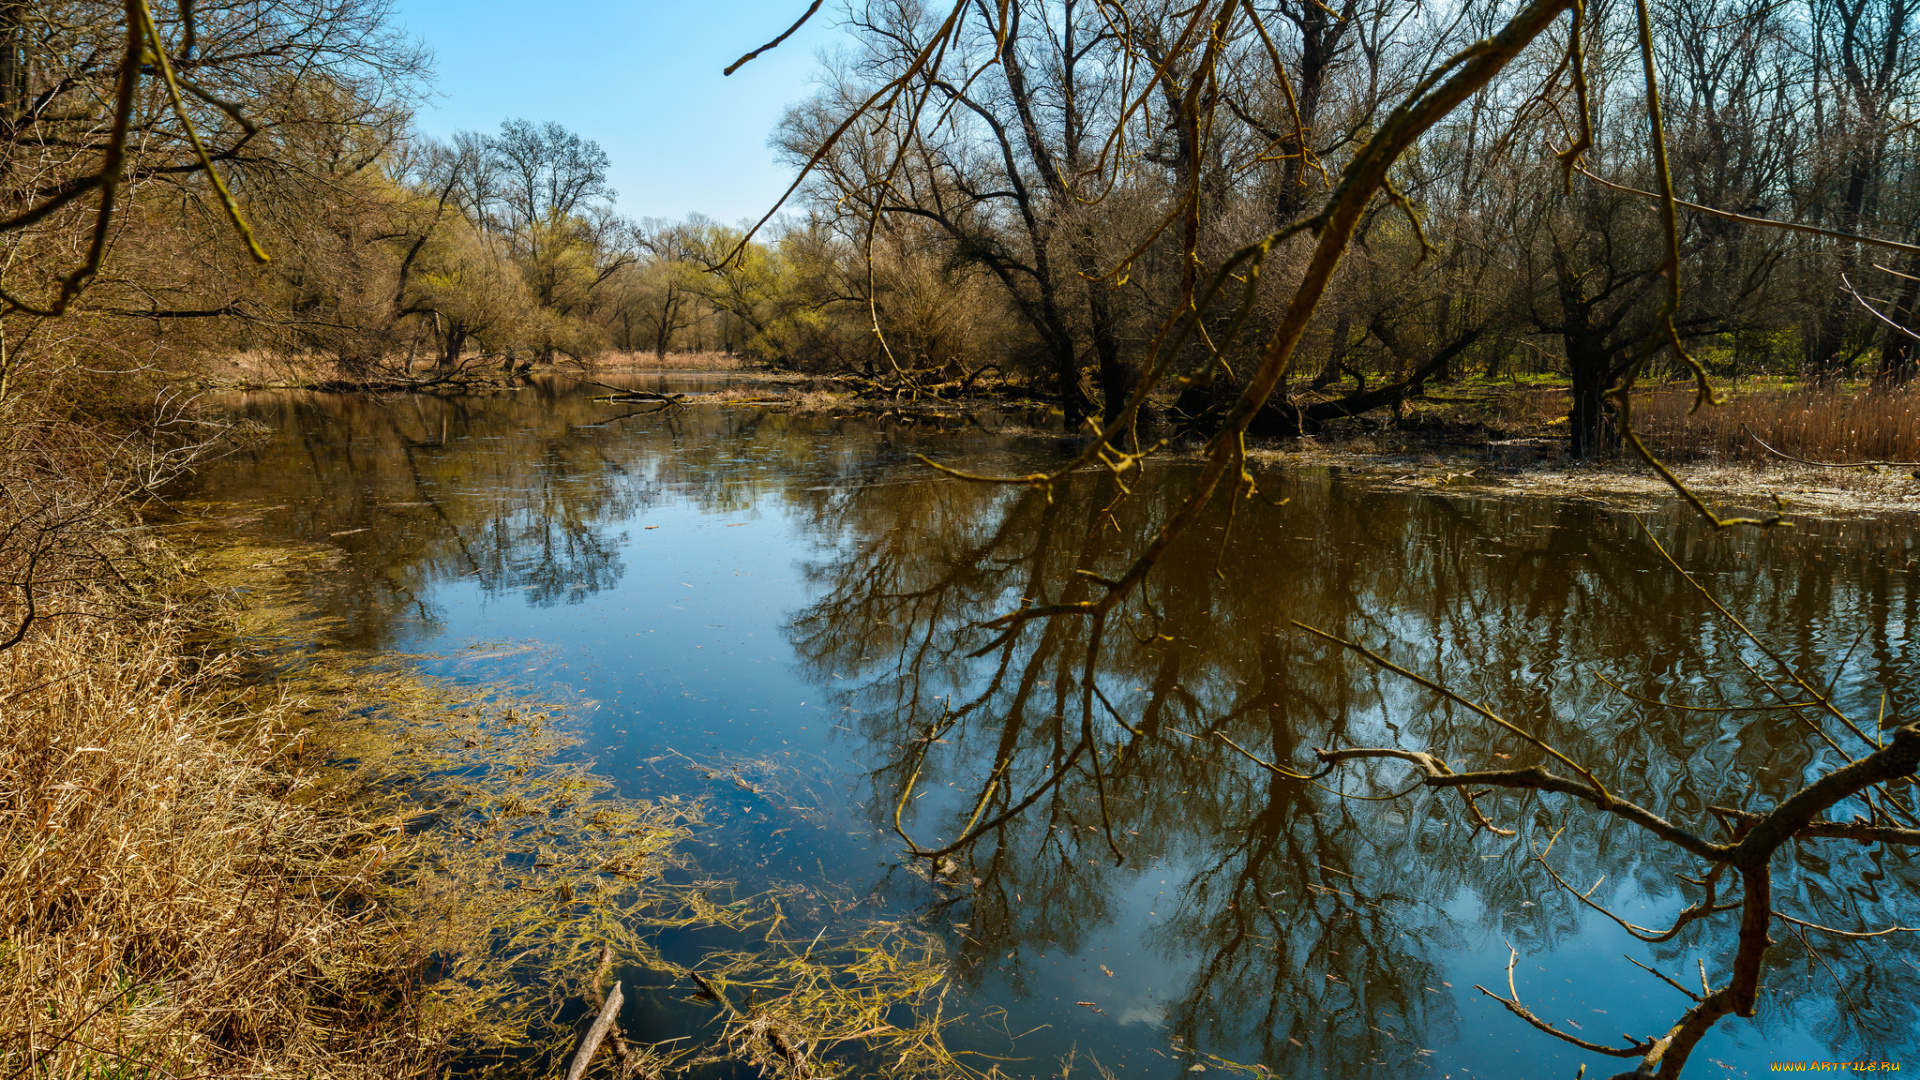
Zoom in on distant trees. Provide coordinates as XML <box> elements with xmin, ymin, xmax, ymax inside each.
<box><xmin>385</xmin><ymin>119</ymin><xmax>635</xmax><ymax>372</ymax></box>
<box><xmin>0</xmin><ymin>0</ymin><xmax>651</xmax><ymax>388</ymax></box>
<box><xmin>1</xmin><ymin>0</ymin><xmax>1915</xmax><ymax>434</ymax></box>
<box><xmin>473</xmin><ymin>119</ymin><xmax>633</xmax><ymax>363</ymax></box>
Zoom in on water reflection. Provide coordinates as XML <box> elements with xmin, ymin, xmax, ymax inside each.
<box><xmin>209</xmin><ymin>377</ymin><xmax>1031</xmax><ymax>648</ymax></box>
<box><xmin>180</xmin><ymin>379</ymin><xmax>1920</xmax><ymax>1077</ymax></box>
<box><xmin>785</xmin><ymin>462</ymin><xmax>1920</xmax><ymax>1073</ymax></box>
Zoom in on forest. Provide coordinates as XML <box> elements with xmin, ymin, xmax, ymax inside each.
<box><xmin>4</xmin><ymin>0</ymin><xmax>1920</xmax><ymax>1079</ymax></box>
<box><xmin>0</xmin><ymin>0</ymin><xmax>1917</xmax><ymax>446</ymax></box>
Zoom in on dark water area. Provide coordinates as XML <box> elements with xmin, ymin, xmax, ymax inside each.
<box><xmin>176</xmin><ymin>373</ymin><xmax>1920</xmax><ymax>1078</ymax></box>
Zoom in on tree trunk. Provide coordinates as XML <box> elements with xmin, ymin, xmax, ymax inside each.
<box><xmin>1432</xmin><ymin>292</ymin><xmax>1456</xmax><ymax>382</ymax></box>
<box><xmin>1274</xmin><ymin>2</ymin><xmax>1333</xmax><ymax>225</ymax></box>
<box><xmin>1566</xmin><ymin>331</ymin><xmax>1616</xmax><ymax>457</ymax></box>
<box><xmin>1089</xmin><ymin>284</ymin><xmax>1135</xmax><ymax>429</ymax></box>
<box><xmin>1875</xmin><ymin>257</ymin><xmax>1920</xmax><ymax>385</ymax></box>
<box><xmin>440</xmin><ymin>321</ymin><xmax>467</xmax><ymax>370</ymax></box>
<box><xmin>1810</xmin><ymin>161</ymin><xmax>1873</xmax><ymax>380</ymax></box>
<box><xmin>1055</xmin><ymin>336</ymin><xmax>1085</xmax><ymax>428</ymax></box>
<box><xmin>1483</xmin><ymin>338</ymin><xmax>1511</xmax><ymax>381</ymax></box>
<box><xmin>1311</xmin><ymin>313</ymin><xmax>1353</xmax><ymax>391</ymax></box>
<box><xmin>0</xmin><ymin>2</ymin><xmax>27</xmax><ymax>128</ymax></box>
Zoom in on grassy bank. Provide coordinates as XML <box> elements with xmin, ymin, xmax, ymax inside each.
<box><xmin>1</xmin><ymin>534</ymin><xmax>708</xmax><ymax>1077</ymax></box>
<box><xmin>593</xmin><ymin>351</ymin><xmax>747</xmax><ymax>372</ymax></box>
<box><xmin>3</xmin><ymin>521</ymin><xmax>977</xmax><ymax>1080</ymax></box>
<box><xmin>201</xmin><ymin>350</ymin><xmax>752</xmax><ymax>391</ymax></box>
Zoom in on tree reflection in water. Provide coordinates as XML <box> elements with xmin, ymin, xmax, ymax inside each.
<box><xmin>786</xmin><ymin>463</ymin><xmax>1920</xmax><ymax>1075</ymax></box>
<box><xmin>183</xmin><ymin>383</ymin><xmax>1919</xmax><ymax>1076</ymax></box>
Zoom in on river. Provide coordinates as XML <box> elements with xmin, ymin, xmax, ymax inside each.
<box><xmin>177</xmin><ymin>373</ymin><xmax>1920</xmax><ymax>1078</ymax></box>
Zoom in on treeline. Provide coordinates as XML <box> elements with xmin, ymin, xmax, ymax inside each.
<box><xmin>740</xmin><ymin>0</ymin><xmax>1920</xmax><ymax>451</ymax></box>
<box><xmin>0</xmin><ymin>0</ymin><xmax>743</xmax><ymax>390</ymax></box>
<box><xmin>1</xmin><ymin>0</ymin><xmax>1916</xmax><ymax>449</ymax></box>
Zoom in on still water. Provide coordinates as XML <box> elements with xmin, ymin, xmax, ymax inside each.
<box><xmin>180</xmin><ymin>375</ymin><xmax>1919</xmax><ymax>1078</ymax></box>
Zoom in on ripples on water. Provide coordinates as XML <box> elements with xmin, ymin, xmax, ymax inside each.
<box><xmin>179</xmin><ymin>374</ymin><xmax>1920</xmax><ymax>1078</ymax></box>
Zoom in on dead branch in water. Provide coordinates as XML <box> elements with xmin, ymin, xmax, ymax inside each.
<box><xmin>566</xmin><ymin>980</ymin><xmax>624</xmax><ymax>1080</ymax></box>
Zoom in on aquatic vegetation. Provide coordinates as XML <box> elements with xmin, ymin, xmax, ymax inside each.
<box><xmin>3</xmin><ymin>534</ymin><xmax>984</xmax><ymax>1079</ymax></box>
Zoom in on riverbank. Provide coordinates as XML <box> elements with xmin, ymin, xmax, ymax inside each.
<box><xmin>4</xmin><ymin>501</ymin><xmax>977</xmax><ymax>1080</ymax></box>
<box><xmin>1</xmin><ymin>529</ymin><xmax>698</xmax><ymax>1077</ymax></box>
<box><xmin>189</xmin><ymin>352</ymin><xmax>1920</xmax><ymax>521</ymax></box>
<box><xmin>1241</xmin><ymin>443</ymin><xmax>1920</xmax><ymax>519</ymax></box>
<box><xmin>197</xmin><ymin>349</ymin><xmax>761</xmax><ymax>391</ymax></box>
<box><xmin>663</xmin><ymin>372</ymin><xmax>1920</xmax><ymax>519</ymax></box>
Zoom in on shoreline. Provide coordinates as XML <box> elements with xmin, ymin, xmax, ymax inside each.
<box><xmin>191</xmin><ymin>362</ymin><xmax>1920</xmax><ymax>519</ymax></box>
<box><xmin>1240</xmin><ymin>444</ymin><xmax>1920</xmax><ymax>520</ymax></box>
<box><xmin>2</xmin><ymin>525</ymin><xmax>710</xmax><ymax>1076</ymax></box>
<box><xmin>6</xmin><ymin>502</ymin><xmax>973</xmax><ymax>1078</ymax></box>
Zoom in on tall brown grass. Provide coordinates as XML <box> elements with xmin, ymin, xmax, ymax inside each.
<box><xmin>593</xmin><ymin>350</ymin><xmax>747</xmax><ymax>372</ymax></box>
<box><xmin>1632</xmin><ymin>383</ymin><xmax>1920</xmax><ymax>465</ymax></box>
<box><xmin>0</xmin><ymin>610</ymin><xmax>398</xmax><ymax>1076</ymax></box>
<box><xmin>0</xmin><ymin>550</ymin><xmax>708</xmax><ymax>1078</ymax></box>
<box><xmin>1</xmin><ymin>532</ymin><xmax>986</xmax><ymax>1080</ymax></box>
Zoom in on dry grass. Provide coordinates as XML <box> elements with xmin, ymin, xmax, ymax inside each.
<box><xmin>1632</xmin><ymin>383</ymin><xmax>1920</xmax><ymax>465</ymax></box>
<box><xmin>698</xmin><ymin>383</ymin><xmax>851</xmax><ymax>410</ymax></box>
<box><xmin>594</xmin><ymin>351</ymin><xmax>747</xmax><ymax>373</ymax></box>
<box><xmin>0</xmin><ymin>539</ymin><xmax>710</xmax><ymax>1079</ymax></box>
<box><xmin>206</xmin><ymin>348</ymin><xmax>328</xmax><ymax>385</ymax></box>
<box><xmin>0</xmin><ymin>608</ymin><xmax>400</xmax><ymax>1078</ymax></box>
<box><xmin>2</xmin><ymin>532</ymin><xmax>991</xmax><ymax>1080</ymax></box>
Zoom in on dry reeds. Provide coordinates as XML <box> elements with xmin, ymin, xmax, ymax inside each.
<box><xmin>1632</xmin><ymin>383</ymin><xmax>1920</xmax><ymax>465</ymax></box>
<box><xmin>594</xmin><ymin>351</ymin><xmax>747</xmax><ymax>373</ymax></box>
<box><xmin>3</xmin><ymin>533</ymin><xmax>991</xmax><ymax>1080</ymax></box>
<box><xmin>0</xmin><ymin>541</ymin><xmax>709</xmax><ymax>1078</ymax></box>
<box><xmin>0</xmin><ymin>610</ymin><xmax>387</xmax><ymax>1077</ymax></box>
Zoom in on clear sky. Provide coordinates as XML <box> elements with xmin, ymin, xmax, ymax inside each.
<box><xmin>389</xmin><ymin>0</ymin><xmax>836</xmax><ymax>224</ymax></box>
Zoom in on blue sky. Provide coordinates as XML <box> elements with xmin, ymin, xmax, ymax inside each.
<box><xmin>390</xmin><ymin>0</ymin><xmax>836</xmax><ymax>223</ymax></box>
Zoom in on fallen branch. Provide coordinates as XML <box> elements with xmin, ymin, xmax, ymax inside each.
<box><xmin>565</xmin><ymin>979</ymin><xmax>624</xmax><ymax>1080</ymax></box>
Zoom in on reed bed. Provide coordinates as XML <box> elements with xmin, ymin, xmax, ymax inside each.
<box><xmin>0</xmin><ymin>609</ymin><xmax>398</xmax><ymax>1078</ymax></box>
<box><xmin>0</xmin><ymin>538</ymin><xmax>709</xmax><ymax>1078</ymax></box>
<box><xmin>594</xmin><ymin>351</ymin><xmax>746</xmax><ymax>373</ymax></box>
<box><xmin>1630</xmin><ymin>383</ymin><xmax>1920</xmax><ymax>465</ymax></box>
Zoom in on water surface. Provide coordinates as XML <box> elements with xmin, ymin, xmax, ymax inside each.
<box><xmin>179</xmin><ymin>375</ymin><xmax>1920</xmax><ymax>1078</ymax></box>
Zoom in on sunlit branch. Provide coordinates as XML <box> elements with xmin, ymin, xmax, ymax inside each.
<box><xmin>137</xmin><ymin>0</ymin><xmax>268</xmax><ymax>264</ymax></box>
<box><xmin>1575</xmin><ymin>164</ymin><xmax>1920</xmax><ymax>258</ymax></box>
<box><xmin>725</xmin><ymin>0</ymin><xmax>825</xmax><ymax>76</ymax></box>
<box><xmin>1773</xmin><ymin>911</ymin><xmax>1920</xmax><ymax>938</ymax></box>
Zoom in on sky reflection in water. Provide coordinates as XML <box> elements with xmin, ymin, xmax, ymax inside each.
<box><xmin>180</xmin><ymin>375</ymin><xmax>1920</xmax><ymax>1078</ymax></box>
